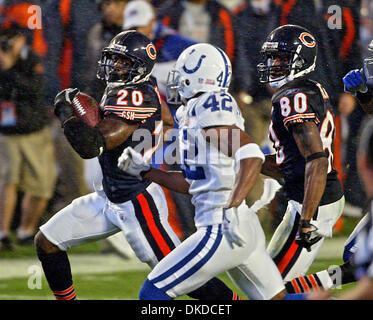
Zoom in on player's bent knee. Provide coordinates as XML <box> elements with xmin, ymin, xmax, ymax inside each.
<box><xmin>139</xmin><ymin>279</ymin><xmax>171</xmax><ymax>300</ymax></box>
<box><xmin>34</xmin><ymin>231</ymin><xmax>60</xmax><ymax>255</ymax></box>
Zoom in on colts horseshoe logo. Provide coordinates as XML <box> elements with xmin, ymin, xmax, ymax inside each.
<box><xmin>182</xmin><ymin>54</ymin><xmax>207</xmax><ymax>74</ymax></box>
<box><xmin>299</xmin><ymin>32</ymin><xmax>316</xmax><ymax>48</ymax></box>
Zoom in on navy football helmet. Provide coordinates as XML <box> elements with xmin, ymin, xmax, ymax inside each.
<box><xmin>257</xmin><ymin>24</ymin><xmax>317</xmax><ymax>88</ymax></box>
<box><xmin>97</xmin><ymin>30</ymin><xmax>157</xmax><ymax>84</ymax></box>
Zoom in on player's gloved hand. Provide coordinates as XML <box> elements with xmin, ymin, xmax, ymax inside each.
<box><xmin>118</xmin><ymin>147</ymin><xmax>151</xmax><ymax>179</ymax></box>
<box><xmin>295</xmin><ymin>219</ymin><xmax>322</xmax><ymax>252</ymax></box>
<box><xmin>343</xmin><ymin>69</ymin><xmax>368</xmax><ymax>94</ymax></box>
<box><xmin>54</xmin><ymin>88</ymin><xmax>80</xmax><ymax>126</ymax></box>
<box><xmin>222</xmin><ymin>207</ymin><xmax>245</xmax><ymax>249</ymax></box>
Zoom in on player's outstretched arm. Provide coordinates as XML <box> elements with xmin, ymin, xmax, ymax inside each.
<box><xmin>261</xmin><ymin>154</ymin><xmax>284</xmax><ymax>181</ymax></box>
<box><xmin>202</xmin><ymin>125</ymin><xmax>264</xmax><ymax>208</ymax></box>
<box><xmin>343</xmin><ymin>68</ymin><xmax>373</xmax><ymax>114</ymax></box>
<box><xmin>291</xmin><ymin>120</ymin><xmax>328</xmax><ymax>249</ymax></box>
<box><xmin>143</xmin><ymin>169</ymin><xmax>190</xmax><ymax>194</ymax></box>
<box><xmin>117</xmin><ymin>147</ymin><xmax>190</xmax><ymax>194</ymax></box>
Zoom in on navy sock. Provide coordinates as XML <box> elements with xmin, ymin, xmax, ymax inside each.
<box><xmin>37</xmin><ymin>250</ymin><xmax>77</xmax><ymax>300</ymax></box>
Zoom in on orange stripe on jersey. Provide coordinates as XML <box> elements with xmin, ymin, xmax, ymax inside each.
<box><xmin>136</xmin><ymin>193</ymin><xmax>172</xmax><ymax>257</ymax></box>
<box><xmin>291</xmin><ymin>279</ymin><xmax>301</xmax><ymax>293</ymax></box>
<box><xmin>277</xmin><ymin>240</ymin><xmax>299</xmax><ymax>274</ymax></box>
<box><xmin>104</xmin><ymin>106</ymin><xmax>157</xmax><ymax>112</ymax></box>
<box><xmin>283</xmin><ymin>113</ymin><xmax>316</xmax><ymax>123</ymax></box>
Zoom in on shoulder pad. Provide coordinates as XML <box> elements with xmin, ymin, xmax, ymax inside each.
<box><xmin>272</xmin><ymin>79</ymin><xmax>319</xmax><ymax>103</ymax></box>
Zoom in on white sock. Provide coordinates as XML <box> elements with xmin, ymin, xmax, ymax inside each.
<box><xmin>17</xmin><ymin>229</ymin><xmax>33</xmax><ymax>239</ymax></box>
<box><xmin>0</xmin><ymin>231</ymin><xmax>9</xmax><ymax>240</ymax></box>
<box><xmin>314</xmin><ymin>269</ymin><xmax>335</xmax><ymax>290</ymax></box>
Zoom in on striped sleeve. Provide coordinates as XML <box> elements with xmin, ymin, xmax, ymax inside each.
<box><xmin>283</xmin><ymin>113</ymin><xmax>320</xmax><ymax>128</ymax></box>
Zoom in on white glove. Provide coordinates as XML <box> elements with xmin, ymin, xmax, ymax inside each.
<box><xmin>222</xmin><ymin>207</ymin><xmax>245</xmax><ymax>249</ymax></box>
<box><xmin>117</xmin><ymin>147</ymin><xmax>151</xmax><ymax>179</ymax></box>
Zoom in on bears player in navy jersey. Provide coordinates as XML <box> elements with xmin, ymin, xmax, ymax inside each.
<box><xmin>256</xmin><ymin>25</ymin><xmax>345</xmax><ymax>282</ymax></box>
<box><xmin>282</xmin><ymin>41</ymin><xmax>373</xmax><ymax>294</ymax></box>
<box><xmin>311</xmin><ymin>117</ymin><xmax>373</xmax><ymax>300</ymax></box>
<box><xmin>34</xmin><ymin>31</ymin><xmax>241</xmax><ymax>300</ymax></box>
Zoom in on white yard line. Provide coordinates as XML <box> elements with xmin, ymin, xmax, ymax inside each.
<box><xmin>0</xmin><ymin>238</ymin><xmax>347</xmax><ymax>281</ymax></box>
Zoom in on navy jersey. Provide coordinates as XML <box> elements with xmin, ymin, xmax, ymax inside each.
<box><xmin>98</xmin><ymin>77</ymin><xmax>162</xmax><ymax>203</ymax></box>
<box><xmin>269</xmin><ymin>78</ymin><xmax>343</xmax><ymax>205</ymax></box>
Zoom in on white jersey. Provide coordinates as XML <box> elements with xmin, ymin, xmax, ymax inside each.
<box><xmin>175</xmin><ymin>90</ymin><xmax>245</xmax><ymax>227</ymax></box>
<box><xmin>354</xmin><ymin>201</ymin><xmax>373</xmax><ymax>280</ymax></box>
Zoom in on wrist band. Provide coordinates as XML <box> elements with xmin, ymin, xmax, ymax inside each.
<box><xmin>234</xmin><ymin>143</ymin><xmax>265</xmax><ymax>163</ymax></box>
<box><xmin>306</xmin><ymin>151</ymin><xmax>327</xmax><ymax>162</ymax></box>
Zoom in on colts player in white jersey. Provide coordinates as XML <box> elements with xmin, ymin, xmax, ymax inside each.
<box><xmin>118</xmin><ymin>43</ymin><xmax>309</xmax><ymax>300</ymax></box>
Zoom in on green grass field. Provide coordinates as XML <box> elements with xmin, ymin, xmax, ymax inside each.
<box><xmin>0</xmin><ymin>255</ymin><xmax>356</xmax><ymax>300</ymax></box>
<box><xmin>0</xmin><ymin>216</ymin><xmax>361</xmax><ymax>300</ymax></box>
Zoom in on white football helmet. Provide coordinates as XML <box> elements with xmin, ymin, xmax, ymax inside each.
<box><xmin>166</xmin><ymin>43</ymin><xmax>232</xmax><ymax>104</ymax></box>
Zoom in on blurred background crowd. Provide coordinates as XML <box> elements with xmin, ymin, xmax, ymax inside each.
<box><xmin>0</xmin><ymin>0</ymin><xmax>371</xmax><ymax>252</ymax></box>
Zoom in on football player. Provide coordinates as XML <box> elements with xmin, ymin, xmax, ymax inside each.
<box><xmin>256</xmin><ymin>24</ymin><xmax>345</xmax><ymax>282</ymax></box>
<box><xmin>311</xmin><ymin>117</ymin><xmax>373</xmax><ymax>299</ymax></box>
<box><xmin>282</xmin><ymin>41</ymin><xmax>373</xmax><ymax>294</ymax></box>
<box><xmin>34</xmin><ymin>31</ymin><xmax>241</xmax><ymax>300</ymax></box>
<box><xmin>342</xmin><ymin>39</ymin><xmax>373</xmax><ymax>115</ymax></box>
<box><xmin>118</xmin><ymin>43</ymin><xmax>309</xmax><ymax>300</ymax></box>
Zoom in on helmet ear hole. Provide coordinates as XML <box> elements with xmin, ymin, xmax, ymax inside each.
<box><xmin>185</xmin><ymin>79</ymin><xmax>190</xmax><ymax>85</ymax></box>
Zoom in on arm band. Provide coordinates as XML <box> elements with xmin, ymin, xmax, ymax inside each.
<box><xmin>64</xmin><ymin>118</ymin><xmax>106</xmax><ymax>159</ymax></box>
<box><xmin>234</xmin><ymin>143</ymin><xmax>265</xmax><ymax>163</ymax></box>
<box><xmin>306</xmin><ymin>151</ymin><xmax>327</xmax><ymax>162</ymax></box>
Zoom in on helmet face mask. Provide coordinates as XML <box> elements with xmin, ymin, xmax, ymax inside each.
<box><xmin>166</xmin><ymin>69</ymin><xmax>184</xmax><ymax>105</ymax></box>
<box><xmin>258</xmin><ymin>51</ymin><xmax>292</xmax><ymax>83</ymax></box>
<box><xmin>97</xmin><ymin>30</ymin><xmax>156</xmax><ymax>85</ymax></box>
<box><xmin>98</xmin><ymin>50</ymin><xmax>145</xmax><ymax>83</ymax></box>
<box><xmin>166</xmin><ymin>43</ymin><xmax>232</xmax><ymax>105</ymax></box>
<box><xmin>257</xmin><ymin>25</ymin><xmax>317</xmax><ymax>88</ymax></box>
<box><xmin>363</xmin><ymin>40</ymin><xmax>373</xmax><ymax>81</ymax></box>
